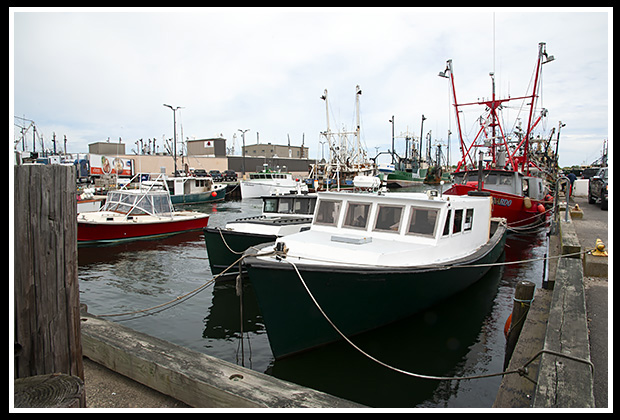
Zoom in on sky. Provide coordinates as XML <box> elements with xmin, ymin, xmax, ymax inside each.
<box><xmin>11</xmin><ymin>7</ymin><xmax>612</xmax><ymax>168</ymax></box>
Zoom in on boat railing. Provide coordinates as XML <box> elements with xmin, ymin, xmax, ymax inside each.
<box><xmin>111</xmin><ymin>173</ymin><xmax>176</xmax><ymax>220</ymax></box>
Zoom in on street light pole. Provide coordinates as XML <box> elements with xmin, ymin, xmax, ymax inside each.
<box><xmin>419</xmin><ymin>114</ymin><xmax>427</xmax><ymax>168</ymax></box>
<box><xmin>389</xmin><ymin>116</ymin><xmax>395</xmax><ymax>164</ymax></box>
<box><xmin>163</xmin><ymin>104</ymin><xmax>183</xmax><ymax>175</ymax></box>
<box><xmin>238</xmin><ymin>129</ymin><xmax>249</xmax><ymax>176</ymax></box>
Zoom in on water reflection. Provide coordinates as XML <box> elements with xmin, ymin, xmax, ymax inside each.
<box><xmin>266</xmin><ymin>257</ymin><xmax>505</xmax><ymax>408</ymax></box>
<box><xmin>77</xmin><ymin>190</ymin><xmax>550</xmax><ymax>408</ymax></box>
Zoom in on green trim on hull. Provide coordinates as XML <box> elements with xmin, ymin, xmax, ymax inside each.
<box><xmin>203</xmin><ymin>228</ymin><xmax>277</xmax><ymax>274</ymax></box>
<box><xmin>171</xmin><ymin>189</ymin><xmax>226</xmax><ymax>205</ymax></box>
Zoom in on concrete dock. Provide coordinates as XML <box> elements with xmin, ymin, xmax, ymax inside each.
<box><xmin>494</xmin><ymin>195</ymin><xmax>609</xmax><ymax>409</ymax></box>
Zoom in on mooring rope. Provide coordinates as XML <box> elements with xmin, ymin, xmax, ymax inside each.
<box><xmin>91</xmin><ymin>226</ymin><xmax>597</xmax><ymax>382</ymax></box>
<box><xmin>278</xmin><ymin>249</ymin><xmax>595</xmax><ymax>382</ymax></box>
<box><xmin>95</xmin><ymin>249</ymin><xmax>276</xmax><ymax>319</ymax></box>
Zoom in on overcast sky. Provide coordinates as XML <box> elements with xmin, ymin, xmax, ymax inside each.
<box><xmin>11</xmin><ymin>7</ymin><xmax>611</xmax><ymax>168</ymax></box>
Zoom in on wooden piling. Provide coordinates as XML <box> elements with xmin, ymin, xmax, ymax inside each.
<box><xmin>504</xmin><ymin>280</ymin><xmax>536</xmax><ymax>370</ymax></box>
<box><xmin>13</xmin><ymin>165</ymin><xmax>84</xmax><ymax>385</ymax></box>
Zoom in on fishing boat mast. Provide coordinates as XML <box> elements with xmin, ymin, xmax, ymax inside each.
<box><xmin>439</xmin><ymin>42</ymin><xmax>554</xmax><ymax>176</ymax></box>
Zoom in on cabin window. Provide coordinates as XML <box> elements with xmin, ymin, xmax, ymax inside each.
<box><xmin>343</xmin><ymin>202</ymin><xmax>371</xmax><ymax>229</ymax></box>
<box><xmin>522</xmin><ymin>179</ymin><xmax>530</xmax><ymax>197</ymax></box>
<box><xmin>442</xmin><ymin>209</ymin><xmax>452</xmax><ymax>236</ymax></box>
<box><xmin>407</xmin><ymin>207</ymin><xmax>438</xmax><ymax>237</ymax></box>
<box><xmin>464</xmin><ymin>209</ymin><xmax>474</xmax><ymax>231</ymax></box>
<box><xmin>152</xmin><ymin>194</ymin><xmax>173</xmax><ymax>215</ymax></box>
<box><xmin>453</xmin><ymin>209</ymin><xmax>463</xmax><ymax>233</ymax></box>
<box><xmin>485</xmin><ymin>173</ymin><xmax>498</xmax><ymax>184</ymax></box>
<box><xmin>314</xmin><ymin>199</ymin><xmax>342</xmax><ymax>226</ymax></box>
<box><xmin>499</xmin><ymin>173</ymin><xmax>513</xmax><ymax>185</ymax></box>
<box><xmin>263</xmin><ymin>197</ymin><xmax>278</xmax><ymax>213</ymax></box>
<box><xmin>278</xmin><ymin>197</ymin><xmax>294</xmax><ymax>213</ymax></box>
<box><xmin>293</xmin><ymin>198</ymin><xmax>316</xmax><ymax>215</ymax></box>
<box><xmin>373</xmin><ymin>205</ymin><xmax>404</xmax><ymax>233</ymax></box>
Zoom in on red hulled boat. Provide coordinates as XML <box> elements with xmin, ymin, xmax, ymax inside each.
<box><xmin>78</xmin><ymin>173</ymin><xmax>209</xmax><ymax>245</ymax></box>
<box><xmin>439</xmin><ymin>42</ymin><xmax>556</xmax><ymax>230</ymax></box>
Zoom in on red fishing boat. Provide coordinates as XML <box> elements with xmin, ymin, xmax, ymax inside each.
<box><xmin>439</xmin><ymin>42</ymin><xmax>555</xmax><ymax>230</ymax></box>
<box><xmin>78</xmin><ymin>173</ymin><xmax>209</xmax><ymax>245</ymax></box>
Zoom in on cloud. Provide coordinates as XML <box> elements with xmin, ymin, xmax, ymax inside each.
<box><xmin>12</xmin><ymin>8</ymin><xmax>610</xmax><ymax>168</ymax></box>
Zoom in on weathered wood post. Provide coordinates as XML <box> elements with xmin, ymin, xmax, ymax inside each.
<box><xmin>503</xmin><ymin>280</ymin><xmax>536</xmax><ymax>370</ymax></box>
<box><xmin>14</xmin><ymin>164</ymin><xmax>84</xmax><ymax>407</ymax></box>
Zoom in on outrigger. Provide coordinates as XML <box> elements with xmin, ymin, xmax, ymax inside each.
<box><xmin>441</xmin><ymin>42</ymin><xmax>556</xmax><ymax>230</ymax></box>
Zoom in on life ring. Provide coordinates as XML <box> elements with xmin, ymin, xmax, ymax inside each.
<box><xmin>504</xmin><ymin>313</ymin><xmax>512</xmax><ymax>339</ymax></box>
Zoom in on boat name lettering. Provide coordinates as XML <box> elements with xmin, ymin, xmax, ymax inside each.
<box><xmin>493</xmin><ymin>197</ymin><xmax>513</xmax><ymax>207</ymax></box>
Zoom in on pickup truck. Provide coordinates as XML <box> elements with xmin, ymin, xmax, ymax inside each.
<box><xmin>588</xmin><ymin>167</ymin><xmax>608</xmax><ymax>210</ymax></box>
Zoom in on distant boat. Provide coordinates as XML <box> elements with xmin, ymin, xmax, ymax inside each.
<box><xmin>204</xmin><ymin>192</ymin><xmax>316</xmax><ymax>275</ymax></box>
<box><xmin>307</xmin><ymin>85</ymin><xmax>377</xmax><ymax>191</ymax></box>
<box><xmin>77</xmin><ymin>173</ymin><xmax>209</xmax><ymax>246</ymax></box>
<box><xmin>165</xmin><ymin>174</ymin><xmax>227</xmax><ymax>205</ymax></box>
<box><xmin>243</xmin><ymin>187</ymin><xmax>507</xmax><ymax>359</ymax></box>
<box><xmin>240</xmin><ymin>166</ymin><xmax>308</xmax><ymax>198</ymax></box>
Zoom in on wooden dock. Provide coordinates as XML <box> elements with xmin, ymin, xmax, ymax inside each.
<box><xmin>81</xmin><ymin>310</ymin><xmax>364</xmax><ymax>408</ymax></box>
<box><xmin>12</xmin><ymin>164</ymin><xmax>362</xmax><ymax>409</ymax></box>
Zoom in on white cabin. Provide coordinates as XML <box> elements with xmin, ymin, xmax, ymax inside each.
<box><xmin>272</xmin><ymin>190</ymin><xmax>495</xmax><ymax>268</ymax></box>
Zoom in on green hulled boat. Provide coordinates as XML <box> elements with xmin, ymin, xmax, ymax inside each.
<box><xmin>243</xmin><ymin>190</ymin><xmax>507</xmax><ymax>359</ymax></box>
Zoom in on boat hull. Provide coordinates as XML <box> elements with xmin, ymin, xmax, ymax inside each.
<box><xmin>244</xmin><ymin>220</ymin><xmax>507</xmax><ymax>359</ymax></box>
<box><xmin>78</xmin><ymin>213</ymin><xmax>209</xmax><ymax>245</ymax></box>
<box><xmin>444</xmin><ymin>184</ymin><xmax>547</xmax><ymax>229</ymax></box>
<box><xmin>203</xmin><ymin>227</ymin><xmax>278</xmax><ymax>274</ymax></box>
<box><xmin>170</xmin><ymin>186</ymin><xmax>226</xmax><ymax>205</ymax></box>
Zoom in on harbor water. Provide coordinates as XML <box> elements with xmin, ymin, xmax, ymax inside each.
<box><xmin>77</xmin><ymin>185</ymin><xmax>550</xmax><ymax>408</ymax></box>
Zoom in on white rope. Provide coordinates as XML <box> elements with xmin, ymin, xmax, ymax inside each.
<box><xmin>280</xmin><ymin>256</ymin><xmax>522</xmax><ymax>381</ymax></box>
<box><xmin>276</xmin><ymin>244</ymin><xmax>593</xmax><ymax>381</ymax></box>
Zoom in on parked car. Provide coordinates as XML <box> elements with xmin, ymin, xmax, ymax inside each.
<box><xmin>588</xmin><ymin>167</ymin><xmax>608</xmax><ymax>210</ymax></box>
<box><xmin>193</xmin><ymin>169</ymin><xmax>208</xmax><ymax>177</ymax></box>
<box><xmin>209</xmin><ymin>170</ymin><xmax>223</xmax><ymax>182</ymax></box>
<box><xmin>223</xmin><ymin>169</ymin><xmax>237</xmax><ymax>181</ymax></box>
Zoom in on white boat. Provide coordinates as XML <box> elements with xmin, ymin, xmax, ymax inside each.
<box><xmin>240</xmin><ymin>167</ymin><xmax>308</xmax><ymax>198</ymax></box>
<box><xmin>244</xmin><ymin>188</ymin><xmax>507</xmax><ymax>358</ymax></box>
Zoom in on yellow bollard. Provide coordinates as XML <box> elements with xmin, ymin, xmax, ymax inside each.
<box><xmin>591</xmin><ymin>238</ymin><xmax>608</xmax><ymax>256</ymax></box>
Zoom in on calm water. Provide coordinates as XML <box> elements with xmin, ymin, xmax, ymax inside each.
<box><xmin>77</xmin><ymin>185</ymin><xmax>549</xmax><ymax>408</ymax></box>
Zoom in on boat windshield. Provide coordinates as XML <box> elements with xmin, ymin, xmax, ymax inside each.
<box><xmin>103</xmin><ymin>191</ymin><xmax>173</xmax><ymax>216</ymax></box>
<box><xmin>263</xmin><ymin>196</ymin><xmax>316</xmax><ymax>215</ymax></box>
